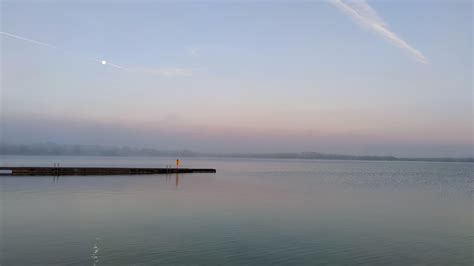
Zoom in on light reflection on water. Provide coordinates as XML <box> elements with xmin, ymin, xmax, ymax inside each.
<box><xmin>0</xmin><ymin>156</ymin><xmax>472</xmax><ymax>265</ymax></box>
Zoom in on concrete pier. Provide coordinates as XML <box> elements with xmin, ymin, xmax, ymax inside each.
<box><xmin>0</xmin><ymin>166</ymin><xmax>216</xmax><ymax>176</ymax></box>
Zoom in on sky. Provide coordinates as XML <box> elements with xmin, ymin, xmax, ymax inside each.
<box><xmin>0</xmin><ymin>0</ymin><xmax>472</xmax><ymax>157</ymax></box>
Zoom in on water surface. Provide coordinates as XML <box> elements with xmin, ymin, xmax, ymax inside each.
<box><xmin>0</xmin><ymin>156</ymin><xmax>472</xmax><ymax>265</ymax></box>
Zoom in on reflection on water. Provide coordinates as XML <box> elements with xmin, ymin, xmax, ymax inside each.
<box><xmin>0</xmin><ymin>156</ymin><xmax>472</xmax><ymax>265</ymax></box>
<box><xmin>176</xmin><ymin>173</ymin><xmax>179</xmax><ymax>189</ymax></box>
<box><xmin>92</xmin><ymin>238</ymin><xmax>100</xmax><ymax>266</ymax></box>
<box><xmin>48</xmin><ymin>172</ymin><xmax>182</xmax><ymax>189</ymax></box>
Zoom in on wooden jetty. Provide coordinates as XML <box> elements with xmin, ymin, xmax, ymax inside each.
<box><xmin>0</xmin><ymin>166</ymin><xmax>216</xmax><ymax>176</ymax></box>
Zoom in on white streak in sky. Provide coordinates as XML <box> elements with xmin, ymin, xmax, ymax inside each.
<box><xmin>329</xmin><ymin>0</ymin><xmax>428</xmax><ymax>63</ymax></box>
<box><xmin>0</xmin><ymin>31</ymin><xmax>58</xmax><ymax>49</ymax></box>
<box><xmin>0</xmin><ymin>31</ymin><xmax>128</xmax><ymax>70</ymax></box>
<box><xmin>107</xmin><ymin>63</ymin><xmax>128</xmax><ymax>70</ymax></box>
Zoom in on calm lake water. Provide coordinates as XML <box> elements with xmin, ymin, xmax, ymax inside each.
<box><xmin>0</xmin><ymin>156</ymin><xmax>472</xmax><ymax>265</ymax></box>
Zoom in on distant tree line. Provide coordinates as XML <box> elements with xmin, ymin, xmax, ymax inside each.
<box><xmin>0</xmin><ymin>143</ymin><xmax>197</xmax><ymax>157</ymax></box>
<box><xmin>0</xmin><ymin>143</ymin><xmax>472</xmax><ymax>162</ymax></box>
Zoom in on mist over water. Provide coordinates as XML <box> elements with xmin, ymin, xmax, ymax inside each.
<box><xmin>2</xmin><ymin>115</ymin><xmax>472</xmax><ymax>157</ymax></box>
<box><xmin>1</xmin><ymin>156</ymin><xmax>472</xmax><ymax>265</ymax></box>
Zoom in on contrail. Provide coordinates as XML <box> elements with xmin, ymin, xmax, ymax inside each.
<box><xmin>0</xmin><ymin>31</ymin><xmax>128</xmax><ymax>70</ymax></box>
<box><xmin>329</xmin><ymin>0</ymin><xmax>428</xmax><ymax>64</ymax></box>
<box><xmin>105</xmin><ymin>62</ymin><xmax>127</xmax><ymax>70</ymax></box>
<box><xmin>0</xmin><ymin>31</ymin><xmax>58</xmax><ymax>49</ymax></box>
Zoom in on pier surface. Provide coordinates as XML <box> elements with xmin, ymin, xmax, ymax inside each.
<box><xmin>0</xmin><ymin>167</ymin><xmax>216</xmax><ymax>176</ymax></box>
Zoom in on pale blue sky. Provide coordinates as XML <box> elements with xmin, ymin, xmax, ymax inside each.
<box><xmin>1</xmin><ymin>0</ymin><xmax>472</xmax><ymax>156</ymax></box>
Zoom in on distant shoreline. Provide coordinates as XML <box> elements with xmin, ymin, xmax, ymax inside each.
<box><xmin>1</xmin><ymin>144</ymin><xmax>472</xmax><ymax>163</ymax></box>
